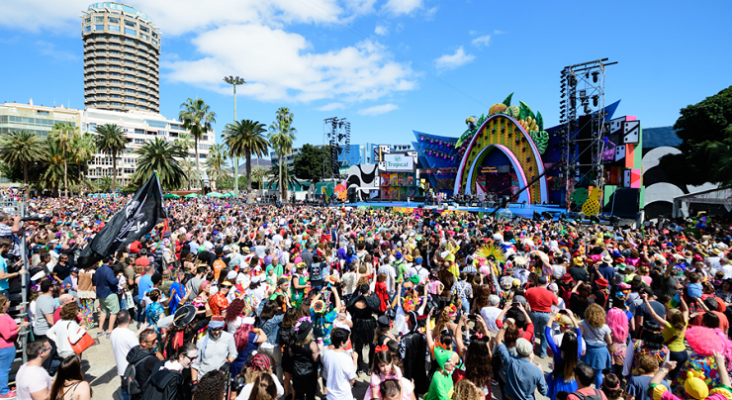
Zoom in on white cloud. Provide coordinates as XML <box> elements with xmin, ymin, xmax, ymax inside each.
<box><xmin>383</xmin><ymin>0</ymin><xmax>423</xmax><ymax>15</ymax></box>
<box><xmin>358</xmin><ymin>103</ymin><xmax>398</xmax><ymax>116</ymax></box>
<box><xmin>434</xmin><ymin>46</ymin><xmax>475</xmax><ymax>71</ymax></box>
<box><xmin>35</xmin><ymin>40</ymin><xmax>77</xmax><ymax>61</ymax></box>
<box><xmin>471</xmin><ymin>35</ymin><xmax>490</xmax><ymax>47</ymax></box>
<box><xmin>164</xmin><ymin>24</ymin><xmax>418</xmax><ymax>103</ymax></box>
<box><xmin>317</xmin><ymin>102</ymin><xmax>346</xmax><ymax>111</ymax></box>
<box><xmin>375</xmin><ymin>25</ymin><xmax>389</xmax><ymax>35</ymax></box>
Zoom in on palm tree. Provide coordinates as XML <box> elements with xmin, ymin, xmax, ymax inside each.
<box><xmin>265</xmin><ymin>161</ymin><xmax>299</xmax><ymax>192</ymax></box>
<box><xmin>179</xmin><ymin>159</ymin><xmax>195</xmax><ymax>191</ymax></box>
<box><xmin>179</xmin><ymin>99</ymin><xmax>216</xmax><ymax>190</ymax></box>
<box><xmin>133</xmin><ymin>137</ymin><xmax>186</xmax><ymax>190</ymax></box>
<box><xmin>42</xmin><ymin>139</ymin><xmax>76</xmax><ymax>196</ymax></box>
<box><xmin>224</xmin><ymin>119</ymin><xmax>269</xmax><ymax>193</ymax></box>
<box><xmin>205</xmin><ymin>143</ymin><xmax>231</xmax><ymax>190</ymax></box>
<box><xmin>72</xmin><ymin>132</ymin><xmax>97</xmax><ymax>196</ymax></box>
<box><xmin>250</xmin><ymin>166</ymin><xmax>267</xmax><ymax>190</ymax></box>
<box><xmin>0</xmin><ymin>130</ymin><xmax>47</xmax><ymax>195</ymax></box>
<box><xmin>95</xmin><ymin>124</ymin><xmax>127</xmax><ymax>192</ymax></box>
<box><xmin>268</xmin><ymin>108</ymin><xmax>296</xmax><ymax>200</ymax></box>
<box><xmin>50</xmin><ymin>122</ymin><xmax>79</xmax><ymax>198</ymax></box>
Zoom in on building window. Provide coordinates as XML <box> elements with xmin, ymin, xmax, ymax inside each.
<box><xmin>85</xmin><ymin>26</ymin><xmax>91</xmax><ymax>32</ymax></box>
<box><xmin>134</xmin><ymin>139</ymin><xmax>144</xmax><ymax>144</ymax></box>
<box><xmin>108</xmin><ymin>25</ymin><xmax>120</xmax><ymax>32</ymax></box>
<box><xmin>125</xmin><ymin>74</ymin><xmax>134</xmax><ymax>79</ymax></box>
<box><xmin>108</xmin><ymin>17</ymin><xmax>120</xmax><ymax>23</ymax></box>
<box><xmin>125</xmin><ymin>20</ymin><xmax>136</xmax><ymax>27</ymax></box>
<box><xmin>125</xmin><ymin>60</ymin><xmax>135</xmax><ymax>65</ymax></box>
<box><xmin>125</xmin><ymin>82</ymin><xmax>135</xmax><ymax>86</ymax></box>
<box><xmin>140</xmin><ymin>26</ymin><xmax>149</xmax><ymax>33</ymax></box>
<box><xmin>125</xmin><ymin>89</ymin><xmax>135</xmax><ymax>93</ymax></box>
<box><xmin>85</xmin><ymin>18</ymin><xmax>91</xmax><ymax>23</ymax></box>
<box><xmin>109</xmin><ymin>50</ymin><xmax>120</xmax><ymax>55</ymax></box>
<box><xmin>94</xmin><ymin>16</ymin><xmax>104</xmax><ymax>22</ymax></box>
<box><xmin>140</xmin><ymin>34</ymin><xmax>149</xmax><ymax>41</ymax></box>
<box><xmin>203</xmin><ymin>136</ymin><xmax>208</xmax><ymax>141</ymax></box>
<box><xmin>89</xmin><ymin>123</ymin><xmax>97</xmax><ymax>131</ymax></box>
<box><xmin>94</xmin><ymin>25</ymin><xmax>105</xmax><ymax>31</ymax></box>
<box><xmin>110</xmin><ymin>79</ymin><xmax>120</xmax><ymax>83</ymax></box>
<box><xmin>152</xmin><ymin>32</ymin><xmax>158</xmax><ymax>38</ymax></box>
<box><xmin>126</xmin><ymin>96</ymin><xmax>135</xmax><ymax>100</ymax></box>
<box><xmin>111</xmin><ymin>95</ymin><xmax>121</xmax><ymax>98</ymax></box>
<box><xmin>125</xmin><ymin>103</ymin><xmax>135</xmax><ymax>107</ymax></box>
<box><xmin>124</xmin><ymin>28</ymin><xmax>136</xmax><ymax>36</ymax></box>
<box><xmin>110</xmin><ymin>58</ymin><xmax>120</xmax><ymax>62</ymax></box>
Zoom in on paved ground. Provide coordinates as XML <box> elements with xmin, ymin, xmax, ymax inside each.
<box><xmin>81</xmin><ymin>323</ymin><xmax>554</xmax><ymax>400</ymax></box>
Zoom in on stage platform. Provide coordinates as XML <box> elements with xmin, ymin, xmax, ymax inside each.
<box><xmin>334</xmin><ymin>201</ymin><xmax>566</xmax><ymax>219</ymax></box>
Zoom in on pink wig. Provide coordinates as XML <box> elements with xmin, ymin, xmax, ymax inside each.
<box><xmin>686</xmin><ymin>326</ymin><xmax>732</xmax><ymax>364</ymax></box>
<box><xmin>606</xmin><ymin>308</ymin><xmax>628</xmax><ymax>343</ymax></box>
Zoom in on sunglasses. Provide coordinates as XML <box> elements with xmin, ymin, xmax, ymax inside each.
<box><xmin>184</xmin><ymin>354</ymin><xmax>198</xmax><ymax>361</ymax></box>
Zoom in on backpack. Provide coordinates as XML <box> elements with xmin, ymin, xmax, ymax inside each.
<box><xmin>571</xmin><ymin>389</ymin><xmax>604</xmax><ymax>400</ymax></box>
<box><xmin>122</xmin><ymin>356</ymin><xmax>151</xmax><ymax>395</ymax></box>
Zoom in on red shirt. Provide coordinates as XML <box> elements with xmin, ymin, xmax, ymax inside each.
<box><xmin>129</xmin><ymin>241</ymin><xmax>141</xmax><ymax>254</ymax></box>
<box><xmin>524</xmin><ymin>286</ymin><xmax>558</xmax><ymax>313</ymax></box>
<box><xmin>135</xmin><ymin>257</ymin><xmax>150</xmax><ymax>268</ymax></box>
<box><xmin>209</xmin><ymin>292</ymin><xmax>229</xmax><ymax>316</ymax></box>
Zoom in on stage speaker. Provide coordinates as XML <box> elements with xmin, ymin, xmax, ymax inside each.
<box><xmin>610</xmin><ymin>188</ymin><xmax>640</xmax><ymax>219</ymax></box>
<box><xmin>413</xmin><ymin>196</ymin><xmax>426</xmax><ymax>202</ymax></box>
<box><xmin>347</xmin><ymin>188</ymin><xmax>357</xmax><ymax>203</ymax></box>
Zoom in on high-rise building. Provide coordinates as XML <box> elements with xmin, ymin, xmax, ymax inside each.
<box><xmin>81</xmin><ymin>3</ymin><xmax>161</xmax><ymax>113</ymax></box>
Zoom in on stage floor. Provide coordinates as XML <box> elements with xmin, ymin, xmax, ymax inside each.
<box><xmin>339</xmin><ymin>201</ymin><xmax>566</xmax><ymax>219</ymax></box>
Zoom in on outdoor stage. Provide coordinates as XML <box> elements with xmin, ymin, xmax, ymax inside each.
<box><xmin>336</xmin><ymin>201</ymin><xmax>566</xmax><ymax>219</ymax></box>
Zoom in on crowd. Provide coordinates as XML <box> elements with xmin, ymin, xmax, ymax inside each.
<box><xmin>0</xmin><ymin>194</ymin><xmax>731</xmax><ymax>400</ymax></box>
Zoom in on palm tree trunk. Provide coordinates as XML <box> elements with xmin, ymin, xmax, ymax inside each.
<box><xmin>234</xmin><ymin>155</ymin><xmax>239</xmax><ymax>197</ymax></box>
<box><xmin>246</xmin><ymin>150</ymin><xmax>252</xmax><ymax>191</ymax></box>
<box><xmin>278</xmin><ymin>151</ymin><xmax>283</xmax><ymax>200</ymax></box>
<box><xmin>195</xmin><ymin>138</ymin><xmax>201</xmax><ymax>192</ymax></box>
<box><xmin>112</xmin><ymin>150</ymin><xmax>117</xmax><ymax>192</ymax></box>
<box><xmin>23</xmin><ymin>163</ymin><xmax>29</xmax><ymax>199</ymax></box>
<box><xmin>63</xmin><ymin>152</ymin><xmax>68</xmax><ymax>198</ymax></box>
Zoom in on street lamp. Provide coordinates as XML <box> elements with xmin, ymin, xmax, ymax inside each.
<box><xmin>223</xmin><ymin>75</ymin><xmax>246</xmax><ymax>198</ymax></box>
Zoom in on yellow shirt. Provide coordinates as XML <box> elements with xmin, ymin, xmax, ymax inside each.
<box><xmin>662</xmin><ymin>320</ymin><xmax>687</xmax><ymax>352</ymax></box>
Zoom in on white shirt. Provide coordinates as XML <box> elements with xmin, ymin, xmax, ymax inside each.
<box><xmin>235</xmin><ymin>373</ymin><xmax>284</xmax><ymax>400</ymax></box>
<box><xmin>480</xmin><ymin>306</ymin><xmax>502</xmax><ymax>331</ymax></box>
<box><xmin>45</xmin><ymin>319</ymin><xmax>87</xmax><ymax>358</ymax></box>
<box><xmin>322</xmin><ymin>349</ymin><xmax>356</xmax><ymax>400</ymax></box>
<box><xmin>723</xmin><ymin>264</ymin><xmax>732</xmax><ymax>280</ymax></box>
<box><xmin>16</xmin><ymin>364</ymin><xmax>52</xmax><ymax>400</ymax></box>
<box><xmin>407</xmin><ymin>264</ymin><xmax>430</xmax><ymax>283</ymax></box>
<box><xmin>111</xmin><ymin>327</ymin><xmax>140</xmax><ymax>376</ymax></box>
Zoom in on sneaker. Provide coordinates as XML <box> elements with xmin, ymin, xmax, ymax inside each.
<box><xmin>0</xmin><ymin>389</ymin><xmax>17</xmax><ymax>399</ymax></box>
<box><xmin>96</xmin><ymin>331</ymin><xmax>104</xmax><ymax>338</ymax></box>
<box><xmin>106</xmin><ymin>332</ymin><xmax>112</xmax><ymax>339</ymax></box>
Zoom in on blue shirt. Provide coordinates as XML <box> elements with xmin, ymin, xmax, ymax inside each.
<box><xmin>496</xmin><ymin>343</ymin><xmax>548</xmax><ymax>400</ymax></box>
<box><xmin>0</xmin><ymin>255</ymin><xmax>8</xmax><ymax>291</ymax></box>
<box><xmin>95</xmin><ymin>263</ymin><xmax>119</xmax><ymax>299</ymax></box>
<box><xmin>597</xmin><ymin>264</ymin><xmax>616</xmax><ymax>284</ymax></box>
<box><xmin>137</xmin><ymin>274</ymin><xmax>153</xmax><ymax>300</ymax></box>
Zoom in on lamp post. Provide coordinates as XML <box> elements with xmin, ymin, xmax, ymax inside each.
<box><xmin>223</xmin><ymin>75</ymin><xmax>246</xmax><ymax>198</ymax></box>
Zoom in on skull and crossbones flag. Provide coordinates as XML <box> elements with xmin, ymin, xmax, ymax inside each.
<box><xmin>77</xmin><ymin>173</ymin><xmax>166</xmax><ymax>268</ymax></box>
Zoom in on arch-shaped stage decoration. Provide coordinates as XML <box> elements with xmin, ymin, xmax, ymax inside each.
<box><xmin>453</xmin><ymin>114</ymin><xmax>548</xmax><ymax>204</ymax></box>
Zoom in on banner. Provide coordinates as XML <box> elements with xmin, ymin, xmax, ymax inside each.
<box><xmin>383</xmin><ymin>154</ymin><xmax>414</xmax><ymax>171</ymax></box>
<box><xmin>77</xmin><ymin>173</ymin><xmax>166</xmax><ymax>268</ymax></box>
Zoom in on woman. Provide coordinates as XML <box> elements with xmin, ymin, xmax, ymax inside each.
<box><xmin>231</xmin><ymin>318</ymin><xmax>267</xmax><ymax>377</ymax></box>
<box><xmin>374</xmin><ymin>274</ymin><xmax>390</xmax><ymax>314</ymax></box>
<box><xmin>580</xmin><ymin>303</ymin><xmax>612</xmax><ymax>387</ymax></box>
<box><xmin>674</xmin><ymin>326</ymin><xmax>732</xmax><ymax>394</ymax></box>
<box><xmin>606</xmin><ymin>308</ymin><xmax>629</xmax><ymax>377</ymax></box>
<box><xmin>0</xmin><ymin>295</ymin><xmax>28</xmax><ymax>397</ymax></box>
<box><xmin>226</xmin><ymin>299</ymin><xmax>250</xmax><ymax>335</ymax></box>
<box><xmin>234</xmin><ymin>353</ymin><xmax>285</xmax><ymax>400</ymax></box>
<box><xmin>46</xmin><ymin>302</ymin><xmax>87</xmax><ymax>358</ymax></box>
<box><xmin>457</xmin><ymin>322</ymin><xmax>492</xmax><ymax>400</ymax></box>
<box><xmin>142</xmin><ymin>343</ymin><xmax>198</xmax><ymax>400</ymax></box>
<box><xmin>544</xmin><ymin>310</ymin><xmax>582</xmax><ymax>400</ymax></box>
<box><xmin>290</xmin><ymin>318</ymin><xmax>320</xmax><ymax>400</ymax></box>
<box><xmin>194</xmin><ymin>280</ymin><xmax>213</xmax><ymax>317</ymax></box>
<box><xmin>569</xmin><ymin>282</ymin><xmax>592</xmax><ymax>318</ymax></box>
<box><xmin>243</xmin><ymin>373</ymin><xmax>278</xmax><ymax>400</ymax></box>
<box><xmin>145</xmin><ymin>289</ymin><xmax>165</xmax><ymax>348</ymax></box>
<box><xmin>281</xmin><ymin>307</ymin><xmax>302</xmax><ymax>400</ymax></box>
<box><xmin>716</xmin><ymin>278</ymin><xmax>732</xmax><ymax>306</ymax></box>
<box><xmin>76</xmin><ymin>265</ymin><xmax>96</xmax><ymax>330</ymax></box>
<box><xmin>623</xmin><ymin>319</ymin><xmax>670</xmax><ymax>378</ymax></box>
<box><xmin>644</xmin><ymin>293</ymin><xmax>689</xmax><ymax>380</ymax></box>
<box><xmin>169</xmin><ymin>270</ymin><xmax>187</xmax><ymax>314</ymax></box>
<box><xmin>290</xmin><ymin>263</ymin><xmax>308</xmax><ymax>308</ymax></box>
<box><xmin>49</xmin><ymin>356</ymin><xmax>92</xmax><ymax>400</ymax></box>
<box><xmin>347</xmin><ymin>283</ymin><xmax>380</xmax><ymax>374</ymax></box>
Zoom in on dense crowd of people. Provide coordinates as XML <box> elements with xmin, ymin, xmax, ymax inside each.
<box><xmin>0</xmin><ymin>194</ymin><xmax>731</xmax><ymax>400</ymax></box>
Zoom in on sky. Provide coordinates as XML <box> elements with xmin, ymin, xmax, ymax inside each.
<box><xmin>1</xmin><ymin>0</ymin><xmax>731</xmax><ymax>157</ymax></box>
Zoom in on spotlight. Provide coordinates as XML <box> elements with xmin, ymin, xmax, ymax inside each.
<box><xmin>533</xmin><ymin>211</ymin><xmax>542</xmax><ymax>221</ymax></box>
<box><xmin>589</xmin><ymin>215</ymin><xmax>601</xmax><ymax>224</ymax></box>
<box><xmin>592</xmin><ymin>95</ymin><xmax>599</xmax><ymax>107</ymax></box>
<box><xmin>592</xmin><ymin>71</ymin><xmax>599</xmax><ymax>83</ymax></box>
<box><xmin>542</xmin><ymin>212</ymin><xmax>554</xmax><ymax>221</ymax></box>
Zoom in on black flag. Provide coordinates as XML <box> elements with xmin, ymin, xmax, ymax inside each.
<box><xmin>77</xmin><ymin>173</ymin><xmax>166</xmax><ymax>268</ymax></box>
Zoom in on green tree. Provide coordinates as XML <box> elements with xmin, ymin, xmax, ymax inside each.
<box><xmin>293</xmin><ymin>144</ymin><xmax>333</xmax><ymax>184</ymax></box>
<box><xmin>49</xmin><ymin>122</ymin><xmax>79</xmax><ymax>198</ymax></box>
<box><xmin>174</xmin><ymin>133</ymin><xmax>194</xmax><ymax>189</ymax></box>
<box><xmin>224</xmin><ymin>119</ymin><xmax>269</xmax><ymax>193</ymax></box>
<box><xmin>179</xmin><ymin>99</ymin><xmax>216</xmax><ymax>191</ymax></box>
<box><xmin>250</xmin><ymin>166</ymin><xmax>267</xmax><ymax>189</ymax></box>
<box><xmin>265</xmin><ymin>161</ymin><xmax>299</xmax><ymax>192</ymax></box>
<box><xmin>133</xmin><ymin>137</ymin><xmax>186</xmax><ymax>189</ymax></box>
<box><xmin>660</xmin><ymin>86</ymin><xmax>732</xmax><ymax>187</ymax></box>
<box><xmin>205</xmin><ymin>143</ymin><xmax>231</xmax><ymax>190</ymax></box>
<box><xmin>72</xmin><ymin>132</ymin><xmax>97</xmax><ymax>195</ymax></box>
<box><xmin>95</xmin><ymin>124</ymin><xmax>127</xmax><ymax>192</ymax></box>
<box><xmin>0</xmin><ymin>130</ymin><xmax>47</xmax><ymax>193</ymax></box>
<box><xmin>42</xmin><ymin>139</ymin><xmax>79</xmax><ymax>196</ymax></box>
<box><xmin>268</xmin><ymin>107</ymin><xmax>296</xmax><ymax>199</ymax></box>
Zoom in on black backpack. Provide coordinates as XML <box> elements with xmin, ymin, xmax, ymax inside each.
<box><xmin>122</xmin><ymin>356</ymin><xmax>151</xmax><ymax>395</ymax></box>
<box><xmin>571</xmin><ymin>389</ymin><xmax>604</xmax><ymax>400</ymax></box>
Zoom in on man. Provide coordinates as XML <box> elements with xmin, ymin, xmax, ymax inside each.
<box><xmin>52</xmin><ymin>293</ymin><xmax>77</xmax><ymax>324</ymax></box>
<box><xmin>377</xmin><ymin>259</ymin><xmax>396</xmax><ymax>293</ymax></box>
<box><xmin>191</xmin><ymin>316</ymin><xmax>237</xmax><ymax>381</ymax></box>
<box><xmin>322</xmin><ymin>328</ymin><xmax>357</xmax><ymax>400</ymax></box>
<box><xmin>209</xmin><ymin>281</ymin><xmax>232</xmax><ymax>316</ymax></box>
<box><xmin>495</xmin><ymin>328</ymin><xmax>548</xmax><ymax>400</ymax></box>
<box><xmin>15</xmin><ymin>340</ymin><xmax>53</xmax><ymax>400</ymax></box>
<box><xmin>301</xmin><ymin>242</ymin><xmax>315</xmax><ymax>268</ymax></box>
<box><xmin>96</xmin><ymin>255</ymin><xmax>120</xmax><ymax>338</ymax></box>
<box><xmin>61</xmin><ymin>267</ymin><xmax>78</xmax><ymax>296</ymax></box>
<box><xmin>719</xmin><ymin>258</ymin><xmax>732</xmax><ymax>280</ymax></box>
<box><xmin>52</xmin><ymin>253</ymin><xmax>71</xmax><ymax>284</ymax></box>
<box><xmin>33</xmin><ymin>280</ymin><xmax>57</xmax><ymax>342</ymax></box>
<box><xmin>341</xmin><ymin>264</ymin><xmax>358</xmax><ymax>298</ymax></box>
<box><xmin>480</xmin><ymin>294</ymin><xmax>503</xmax><ymax>332</ymax></box>
<box><xmin>524</xmin><ymin>276</ymin><xmax>556</xmax><ymax>355</ymax></box>
<box><xmin>136</xmin><ymin>265</ymin><xmax>155</xmax><ymax>325</ymax></box>
<box><xmin>125</xmin><ymin>329</ymin><xmax>162</xmax><ymax>400</ymax></box>
<box><xmin>566</xmin><ymin>361</ymin><xmax>609</xmax><ymax>400</ymax></box>
<box><xmin>212</xmin><ymin>248</ymin><xmax>226</xmax><ymax>280</ymax></box>
<box><xmin>569</xmin><ymin>258</ymin><xmax>589</xmax><ymax>283</ymax></box>
<box><xmin>186</xmin><ymin>266</ymin><xmax>206</xmax><ymax>302</ymax></box>
<box><xmin>451</xmin><ymin>273</ymin><xmax>473</xmax><ymax>315</ymax></box>
<box><xmin>111</xmin><ymin>311</ymin><xmax>148</xmax><ymax>400</ymax></box>
<box><xmin>636</xmin><ymin>289</ymin><xmax>666</xmax><ymax>336</ymax></box>
<box><xmin>309</xmin><ymin>254</ymin><xmax>325</xmax><ymax>290</ymax></box>
<box><xmin>398</xmin><ymin>312</ymin><xmax>429</xmax><ymax>396</ymax></box>
<box><xmin>0</xmin><ymin>238</ymin><xmax>26</xmax><ymax>297</ymax></box>
<box><xmin>0</xmin><ymin>213</ymin><xmax>20</xmax><ymax>261</ymax></box>
<box><xmin>595</xmin><ymin>255</ymin><xmax>616</xmax><ymax>284</ymax></box>
<box><xmin>407</xmin><ymin>257</ymin><xmax>430</xmax><ymax>284</ymax></box>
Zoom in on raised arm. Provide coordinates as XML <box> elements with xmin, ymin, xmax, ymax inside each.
<box><xmin>455</xmin><ymin>315</ymin><xmax>466</xmax><ymax>356</ymax></box>
<box><xmin>715</xmin><ymin>351</ymin><xmax>731</xmax><ymax>387</ymax></box>
<box><xmin>642</xmin><ymin>295</ymin><xmax>666</xmax><ymax>326</ymax></box>
<box><xmin>425</xmin><ymin>308</ymin><xmax>435</xmax><ymax>350</ymax></box>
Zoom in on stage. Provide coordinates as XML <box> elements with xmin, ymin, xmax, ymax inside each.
<box><xmin>334</xmin><ymin>201</ymin><xmax>566</xmax><ymax>219</ymax></box>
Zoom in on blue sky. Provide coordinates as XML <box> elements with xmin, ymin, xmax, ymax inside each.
<box><xmin>1</xmin><ymin>0</ymin><xmax>731</xmax><ymax>155</ymax></box>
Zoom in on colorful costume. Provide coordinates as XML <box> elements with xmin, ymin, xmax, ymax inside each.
<box><xmin>209</xmin><ymin>291</ymin><xmax>229</xmax><ymax>316</ymax></box>
<box><xmin>652</xmin><ymin>370</ymin><xmax>732</xmax><ymax>400</ymax></box>
<box><xmin>424</xmin><ymin>345</ymin><xmax>456</xmax><ymax>400</ymax></box>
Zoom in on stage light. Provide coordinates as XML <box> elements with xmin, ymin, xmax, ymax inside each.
<box><xmin>592</xmin><ymin>95</ymin><xmax>599</xmax><ymax>107</ymax></box>
<box><xmin>592</xmin><ymin>71</ymin><xmax>599</xmax><ymax>83</ymax></box>
<box><xmin>542</xmin><ymin>212</ymin><xmax>554</xmax><ymax>220</ymax></box>
<box><xmin>590</xmin><ymin>215</ymin><xmax>601</xmax><ymax>224</ymax></box>
<box><xmin>533</xmin><ymin>211</ymin><xmax>542</xmax><ymax>221</ymax></box>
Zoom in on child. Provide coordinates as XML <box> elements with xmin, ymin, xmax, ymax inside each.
<box><xmin>424</xmin><ymin>345</ymin><xmax>458</xmax><ymax>400</ymax></box>
<box><xmin>687</xmin><ymin>273</ymin><xmax>703</xmax><ymax>299</ymax></box>
<box><xmin>601</xmin><ymin>373</ymin><xmax>623</xmax><ymax>400</ymax></box>
<box><xmin>364</xmin><ymin>346</ymin><xmax>404</xmax><ymax>399</ymax></box>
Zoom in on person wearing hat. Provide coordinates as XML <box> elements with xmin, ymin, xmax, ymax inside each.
<box><xmin>290</xmin><ymin>263</ymin><xmax>309</xmax><ymax>308</ymax></box>
<box><xmin>191</xmin><ymin>315</ymin><xmax>237</xmax><ymax>381</ymax></box>
<box><xmin>235</xmin><ymin>352</ymin><xmax>286</xmax><ymax>400</ymax></box>
<box><xmin>290</xmin><ymin>317</ymin><xmax>321</xmax><ymax>400</ymax></box>
<box><xmin>494</xmin><ymin>321</ymin><xmax>548</xmax><ymax>400</ymax></box>
<box><xmin>569</xmin><ymin>256</ymin><xmax>590</xmax><ymax>283</ymax></box>
<box><xmin>424</xmin><ymin>309</ymin><xmax>459</xmax><ymax>400</ymax></box>
<box><xmin>594</xmin><ymin>254</ymin><xmax>616</xmax><ymax>287</ymax></box>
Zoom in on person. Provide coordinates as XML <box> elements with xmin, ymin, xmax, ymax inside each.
<box><xmin>566</xmin><ymin>361</ymin><xmax>609</xmax><ymax>400</ymax></box>
<box><xmin>580</xmin><ymin>304</ymin><xmax>612</xmax><ymax>387</ymax></box>
<box><xmin>644</xmin><ymin>293</ymin><xmax>689</xmax><ymax>380</ymax></box>
<box><xmin>364</xmin><ymin>344</ymin><xmax>403</xmax><ymax>400</ymax></box>
<box><xmin>48</xmin><ymin>355</ymin><xmax>92</xmax><ymax>400</ymax></box>
<box><xmin>237</xmin><ymin>372</ymin><xmax>277</xmax><ymax>400</ymax></box>
<box><xmin>234</xmin><ymin>353</ymin><xmax>285</xmax><ymax>400</ymax></box>
<box><xmin>76</xmin><ymin>264</ymin><xmax>96</xmax><ymax>330</ymax></box>
<box><xmin>193</xmin><ymin>370</ymin><xmax>227</xmax><ymax>400</ymax></box>
<box><xmin>623</xmin><ymin>320</ymin><xmax>669</xmax><ymax>378</ymax></box>
<box><xmin>650</xmin><ymin>354</ymin><xmax>732</xmax><ymax>400</ymax></box>
<box><xmin>111</xmin><ymin>310</ymin><xmax>146</xmax><ymax>400</ymax></box>
<box><xmin>0</xmin><ymin>295</ymin><xmax>27</xmax><ymax>398</ymax></box>
<box><xmin>606</xmin><ymin>308</ymin><xmax>629</xmax><ymax>378</ymax></box>
<box><xmin>398</xmin><ymin>312</ymin><xmax>428</xmax><ymax>396</ymax></box>
<box><xmin>322</xmin><ymin>328</ymin><xmax>357</xmax><ymax>400</ymax></box>
<box><xmin>347</xmin><ymin>283</ymin><xmax>380</xmax><ymax>374</ymax></box>
<box><xmin>191</xmin><ymin>316</ymin><xmax>237</xmax><ymax>381</ymax></box>
<box><xmin>126</xmin><ymin>329</ymin><xmax>163</xmax><ymax>400</ymax></box>
<box><xmin>15</xmin><ymin>339</ymin><xmax>53</xmax><ymax>400</ymax></box>
<box><xmin>423</xmin><ymin>330</ymin><xmax>459</xmax><ymax>400</ymax></box>
<box><xmin>45</xmin><ymin>302</ymin><xmax>87</xmax><ymax>358</ymax></box>
<box><xmin>33</xmin><ymin>279</ymin><xmax>57</xmax><ymax>341</ymax></box>
<box><xmin>459</xmin><ymin>329</ymin><xmax>492</xmax><ymax>400</ymax></box>
<box><xmin>480</xmin><ymin>294</ymin><xmax>502</xmax><ymax>333</ymax></box>
<box><xmin>525</xmin><ymin>275</ymin><xmax>558</xmax><ymax>357</ymax></box>
<box><xmin>168</xmin><ymin>269</ymin><xmax>187</xmax><ymax>314</ymax></box>
<box><xmin>136</xmin><ymin>265</ymin><xmax>155</xmax><ymax>325</ymax></box>
<box><xmin>545</xmin><ymin>309</ymin><xmax>582</xmax><ymax>400</ymax></box>
<box><xmin>96</xmin><ymin>255</ymin><xmax>120</xmax><ymax>338</ymax></box>
<box><xmin>140</xmin><ymin>343</ymin><xmax>197</xmax><ymax>400</ymax></box>
<box><xmin>624</xmin><ymin>355</ymin><xmax>669</xmax><ymax>400</ymax></box>
<box><xmin>0</xmin><ymin>239</ymin><xmax>26</xmax><ymax>297</ymax></box>
<box><xmin>290</xmin><ymin>318</ymin><xmax>320</xmax><ymax>400</ymax></box>
<box><xmin>53</xmin><ymin>293</ymin><xmax>77</xmax><ymax>324</ymax></box>
<box><xmin>208</xmin><ymin>281</ymin><xmax>231</xmax><ymax>317</ymax></box>
<box><xmin>230</xmin><ymin>317</ymin><xmax>266</xmax><ymax>378</ymax></box>
<box><xmin>145</xmin><ymin>289</ymin><xmax>165</xmax><ymax>347</ymax></box>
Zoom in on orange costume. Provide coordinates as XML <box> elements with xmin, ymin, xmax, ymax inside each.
<box><xmin>208</xmin><ymin>291</ymin><xmax>229</xmax><ymax>316</ymax></box>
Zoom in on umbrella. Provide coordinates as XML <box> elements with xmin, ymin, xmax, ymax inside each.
<box><xmin>184</xmin><ymin>193</ymin><xmax>198</xmax><ymax>198</ymax></box>
<box><xmin>206</xmin><ymin>192</ymin><xmax>225</xmax><ymax>198</ymax></box>
<box><xmin>163</xmin><ymin>193</ymin><xmax>180</xmax><ymax>199</ymax></box>
<box><xmin>223</xmin><ymin>192</ymin><xmax>235</xmax><ymax>198</ymax></box>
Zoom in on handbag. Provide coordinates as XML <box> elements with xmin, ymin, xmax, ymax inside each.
<box><xmin>67</xmin><ymin>322</ymin><xmax>95</xmax><ymax>354</ymax></box>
